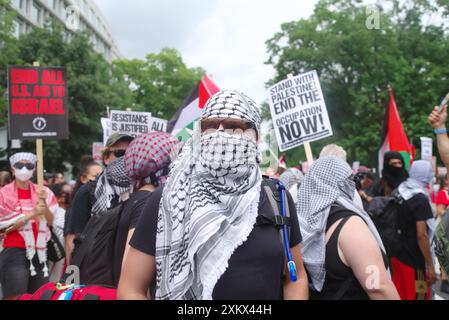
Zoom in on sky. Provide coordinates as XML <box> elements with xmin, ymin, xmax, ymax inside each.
<box><xmin>94</xmin><ymin>0</ymin><xmax>318</xmax><ymax>105</ymax></box>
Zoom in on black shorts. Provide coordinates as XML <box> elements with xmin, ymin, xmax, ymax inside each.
<box><xmin>0</xmin><ymin>248</ymin><xmax>49</xmax><ymax>299</ymax></box>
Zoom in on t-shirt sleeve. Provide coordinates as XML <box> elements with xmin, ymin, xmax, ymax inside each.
<box><xmin>129</xmin><ymin>194</ymin><xmax>151</xmax><ymax>230</ymax></box>
<box><xmin>66</xmin><ymin>184</ymin><xmax>91</xmax><ymax>235</ymax></box>
<box><xmin>286</xmin><ymin>190</ymin><xmax>302</xmax><ymax>247</ymax></box>
<box><xmin>408</xmin><ymin>194</ymin><xmax>434</xmax><ymax>222</ymax></box>
<box><xmin>436</xmin><ymin>190</ymin><xmax>449</xmax><ymax>206</ymax></box>
<box><xmin>129</xmin><ymin>187</ymin><xmax>163</xmax><ymax>256</ymax></box>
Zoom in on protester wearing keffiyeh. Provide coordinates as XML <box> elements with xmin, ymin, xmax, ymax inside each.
<box><xmin>124</xmin><ymin>132</ymin><xmax>181</xmax><ymax>190</ymax></box>
<box><xmin>155</xmin><ymin>90</ymin><xmax>262</xmax><ymax>300</ymax></box>
<box><xmin>91</xmin><ymin>157</ymin><xmax>130</xmax><ymax>215</ymax></box>
<box><xmin>0</xmin><ymin>153</ymin><xmax>58</xmax><ymax>277</ymax></box>
<box><xmin>398</xmin><ymin>160</ymin><xmax>436</xmax><ymax>241</ymax></box>
<box><xmin>297</xmin><ymin>156</ymin><xmax>386</xmax><ymax>292</ymax></box>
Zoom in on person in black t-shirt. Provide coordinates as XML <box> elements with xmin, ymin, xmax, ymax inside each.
<box><xmin>64</xmin><ymin>157</ymin><xmax>102</xmax><ymax>265</ymax></box>
<box><xmin>111</xmin><ymin>132</ymin><xmax>180</xmax><ymax>286</ymax></box>
<box><xmin>392</xmin><ymin>160</ymin><xmax>437</xmax><ymax>300</ymax></box>
<box><xmin>118</xmin><ymin>90</ymin><xmax>309</xmax><ymax>300</ymax></box>
<box><xmin>64</xmin><ymin>134</ymin><xmax>133</xmax><ymax>264</ymax></box>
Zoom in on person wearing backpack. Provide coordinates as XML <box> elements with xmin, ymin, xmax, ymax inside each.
<box><xmin>298</xmin><ymin>156</ymin><xmax>399</xmax><ymax>300</ymax></box>
<box><xmin>390</xmin><ymin>160</ymin><xmax>437</xmax><ymax>300</ymax></box>
<box><xmin>118</xmin><ymin>90</ymin><xmax>309</xmax><ymax>300</ymax></box>
<box><xmin>65</xmin><ymin>134</ymin><xmax>133</xmax><ymax>263</ymax></box>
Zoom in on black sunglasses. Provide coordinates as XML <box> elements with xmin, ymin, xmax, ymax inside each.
<box><xmin>201</xmin><ymin>118</ymin><xmax>256</xmax><ymax>133</ymax></box>
<box><xmin>14</xmin><ymin>163</ymin><xmax>35</xmax><ymax>170</ymax></box>
<box><xmin>104</xmin><ymin>149</ymin><xmax>126</xmax><ymax>158</ymax></box>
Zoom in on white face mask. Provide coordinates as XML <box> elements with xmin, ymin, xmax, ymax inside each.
<box><xmin>14</xmin><ymin>168</ymin><xmax>34</xmax><ymax>182</ymax></box>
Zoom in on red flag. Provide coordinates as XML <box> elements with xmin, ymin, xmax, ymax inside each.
<box><xmin>379</xmin><ymin>85</ymin><xmax>413</xmax><ymax>173</ymax></box>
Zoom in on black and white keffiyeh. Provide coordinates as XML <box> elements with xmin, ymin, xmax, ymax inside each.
<box><xmin>297</xmin><ymin>156</ymin><xmax>387</xmax><ymax>292</ymax></box>
<box><xmin>155</xmin><ymin>90</ymin><xmax>262</xmax><ymax>300</ymax></box>
<box><xmin>91</xmin><ymin>157</ymin><xmax>130</xmax><ymax>215</ymax></box>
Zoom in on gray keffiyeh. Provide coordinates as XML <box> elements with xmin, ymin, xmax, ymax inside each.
<box><xmin>91</xmin><ymin>157</ymin><xmax>130</xmax><ymax>215</ymax></box>
<box><xmin>155</xmin><ymin>90</ymin><xmax>262</xmax><ymax>300</ymax></box>
<box><xmin>297</xmin><ymin>156</ymin><xmax>387</xmax><ymax>292</ymax></box>
<box><xmin>398</xmin><ymin>160</ymin><xmax>433</xmax><ymax>202</ymax></box>
<box><xmin>398</xmin><ymin>160</ymin><xmax>436</xmax><ymax>241</ymax></box>
<box><xmin>280</xmin><ymin>168</ymin><xmax>304</xmax><ymax>190</ymax></box>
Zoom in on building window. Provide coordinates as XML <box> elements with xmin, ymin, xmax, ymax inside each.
<box><xmin>51</xmin><ymin>0</ymin><xmax>58</xmax><ymax>11</ymax></box>
<box><xmin>12</xmin><ymin>20</ymin><xmax>20</xmax><ymax>38</ymax></box>
<box><xmin>82</xmin><ymin>0</ymin><xmax>88</xmax><ymax>14</ymax></box>
<box><xmin>31</xmin><ymin>2</ymin><xmax>42</xmax><ymax>24</ymax></box>
<box><xmin>12</xmin><ymin>0</ymin><xmax>25</xmax><ymax>10</ymax></box>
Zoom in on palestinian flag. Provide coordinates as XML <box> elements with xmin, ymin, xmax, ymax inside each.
<box><xmin>379</xmin><ymin>85</ymin><xmax>413</xmax><ymax>174</ymax></box>
<box><xmin>167</xmin><ymin>75</ymin><xmax>220</xmax><ymax>141</ymax></box>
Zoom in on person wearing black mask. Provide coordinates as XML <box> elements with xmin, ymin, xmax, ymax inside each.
<box><xmin>363</xmin><ymin>152</ymin><xmax>409</xmax><ymax>201</ymax></box>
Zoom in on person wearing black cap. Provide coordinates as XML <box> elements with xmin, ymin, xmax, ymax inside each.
<box><xmin>64</xmin><ymin>133</ymin><xmax>134</xmax><ymax>263</ymax></box>
<box><xmin>102</xmin><ymin>133</ymin><xmax>135</xmax><ymax>167</ymax></box>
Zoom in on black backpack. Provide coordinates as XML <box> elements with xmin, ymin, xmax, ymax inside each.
<box><xmin>67</xmin><ymin>202</ymin><xmax>125</xmax><ymax>286</ymax></box>
<box><xmin>366</xmin><ymin>189</ymin><xmax>404</xmax><ymax>258</ymax></box>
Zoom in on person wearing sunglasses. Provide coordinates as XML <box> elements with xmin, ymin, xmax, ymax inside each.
<box><xmin>102</xmin><ymin>133</ymin><xmax>134</xmax><ymax>167</ymax></box>
<box><xmin>0</xmin><ymin>152</ymin><xmax>59</xmax><ymax>300</ymax></box>
<box><xmin>65</xmin><ymin>134</ymin><xmax>133</xmax><ymax>264</ymax></box>
<box><xmin>119</xmin><ymin>90</ymin><xmax>308</xmax><ymax>300</ymax></box>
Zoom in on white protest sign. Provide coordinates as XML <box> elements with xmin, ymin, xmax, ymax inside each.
<box><xmin>420</xmin><ymin>137</ymin><xmax>433</xmax><ymax>162</ymax></box>
<box><xmin>101</xmin><ymin>117</ymin><xmax>111</xmax><ymax>146</ymax></box>
<box><xmin>110</xmin><ymin>110</ymin><xmax>152</xmax><ymax>138</ymax></box>
<box><xmin>352</xmin><ymin>161</ymin><xmax>360</xmax><ymax>172</ymax></box>
<box><xmin>92</xmin><ymin>142</ymin><xmax>104</xmax><ymax>163</ymax></box>
<box><xmin>268</xmin><ymin>70</ymin><xmax>333</xmax><ymax>152</ymax></box>
<box><xmin>149</xmin><ymin>116</ymin><xmax>168</xmax><ymax>132</ymax></box>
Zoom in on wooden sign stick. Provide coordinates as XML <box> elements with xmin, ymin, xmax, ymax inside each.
<box><xmin>33</xmin><ymin>62</ymin><xmax>46</xmax><ymax>212</ymax></box>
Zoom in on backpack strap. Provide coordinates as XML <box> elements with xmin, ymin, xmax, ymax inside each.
<box><xmin>66</xmin><ymin>202</ymin><xmax>125</xmax><ymax>280</ymax></box>
<box><xmin>260</xmin><ymin>177</ymin><xmax>291</xmax><ymax>278</ymax></box>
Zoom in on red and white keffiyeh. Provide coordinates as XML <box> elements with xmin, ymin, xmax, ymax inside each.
<box><xmin>0</xmin><ymin>181</ymin><xmax>58</xmax><ymax>276</ymax></box>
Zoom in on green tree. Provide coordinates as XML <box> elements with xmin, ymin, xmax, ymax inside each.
<box><xmin>9</xmin><ymin>23</ymin><xmax>134</xmax><ymax>171</ymax></box>
<box><xmin>0</xmin><ymin>0</ymin><xmax>18</xmax><ymax>126</ymax></box>
<box><xmin>265</xmin><ymin>0</ymin><xmax>449</xmax><ymax>168</ymax></box>
<box><xmin>114</xmin><ymin>48</ymin><xmax>205</xmax><ymax>119</ymax></box>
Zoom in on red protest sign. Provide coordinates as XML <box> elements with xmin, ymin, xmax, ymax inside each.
<box><xmin>7</xmin><ymin>65</ymin><xmax>69</xmax><ymax>140</ymax></box>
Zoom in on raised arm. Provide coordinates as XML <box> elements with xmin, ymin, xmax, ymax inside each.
<box><xmin>429</xmin><ymin>106</ymin><xmax>449</xmax><ymax>168</ymax></box>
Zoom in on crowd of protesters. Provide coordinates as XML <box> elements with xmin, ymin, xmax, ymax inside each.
<box><xmin>0</xmin><ymin>90</ymin><xmax>449</xmax><ymax>300</ymax></box>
